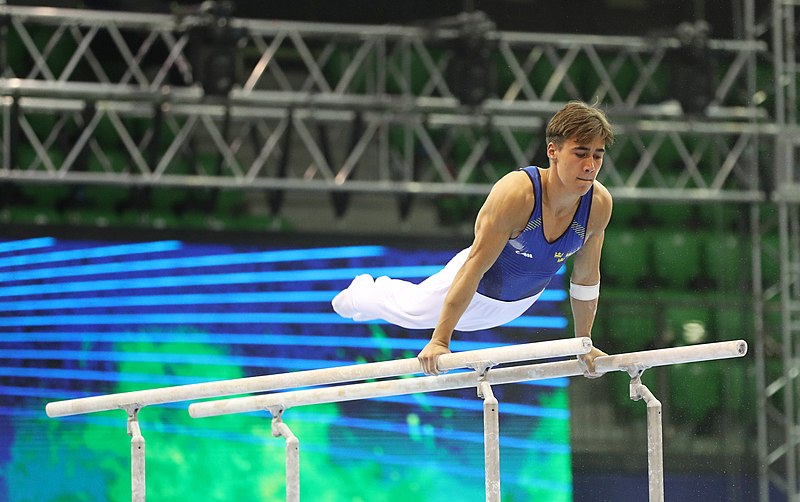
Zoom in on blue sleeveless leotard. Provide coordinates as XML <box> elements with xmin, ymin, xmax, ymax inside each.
<box><xmin>476</xmin><ymin>166</ymin><xmax>594</xmax><ymax>301</ymax></box>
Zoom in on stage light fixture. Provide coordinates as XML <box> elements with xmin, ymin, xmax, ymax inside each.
<box><xmin>670</xmin><ymin>21</ymin><xmax>715</xmax><ymax>116</ymax></box>
<box><xmin>432</xmin><ymin>11</ymin><xmax>498</xmax><ymax>108</ymax></box>
<box><xmin>182</xmin><ymin>1</ymin><xmax>246</xmax><ymax>98</ymax></box>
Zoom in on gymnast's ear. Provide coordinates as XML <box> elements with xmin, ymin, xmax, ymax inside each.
<box><xmin>547</xmin><ymin>142</ymin><xmax>559</xmax><ymax>160</ymax></box>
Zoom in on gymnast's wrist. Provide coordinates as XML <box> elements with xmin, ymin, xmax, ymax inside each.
<box><xmin>569</xmin><ymin>281</ymin><xmax>600</xmax><ymax>301</ymax></box>
<box><xmin>428</xmin><ymin>330</ymin><xmax>452</xmax><ymax>347</ymax></box>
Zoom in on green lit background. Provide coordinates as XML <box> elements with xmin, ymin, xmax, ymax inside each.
<box><xmin>0</xmin><ymin>234</ymin><xmax>572</xmax><ymax>501</ymax></box>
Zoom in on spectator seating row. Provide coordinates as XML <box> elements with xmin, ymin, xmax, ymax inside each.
<box><xmin>601</xmin><ymin>228</ymin><xmax>761</xmax><ymax>292</ymax></box>
<box><xmin>592</xmin><ymin>294</ymin><xmax>754</xmax><ymax>431</ymax></box>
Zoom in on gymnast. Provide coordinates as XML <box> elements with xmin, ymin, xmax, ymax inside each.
<box><xmin>333</xmin><ymin>101</ymin><xmax>613</xmax><ymax>377</ymax></box>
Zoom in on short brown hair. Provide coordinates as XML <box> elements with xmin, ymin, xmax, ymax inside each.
<box><xmin>546</xmin><ymin>101</ymin><xmax>615</xmax><ymax>147</ymax></box>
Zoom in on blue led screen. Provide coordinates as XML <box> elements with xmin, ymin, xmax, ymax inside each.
<box><xmin>0</xmin><ymin>233</ymin><xmax>572</xmax><ymax>501</ymax></box>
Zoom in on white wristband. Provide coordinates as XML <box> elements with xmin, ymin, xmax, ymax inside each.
<box><xmin>569</xmin><ymin>281</ymin><xmax>600</xmax><ymax>301</ymax></box>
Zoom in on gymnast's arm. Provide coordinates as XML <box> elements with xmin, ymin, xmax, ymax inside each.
<box><xmin>417</xmin><ymin>172</ymin><xmax>532</xmax><ymax>375</ymax></box>
<box><xmin>570</xmin><ymin>181</ymin><xmax>613</xmax><ymax>377</ymax></box>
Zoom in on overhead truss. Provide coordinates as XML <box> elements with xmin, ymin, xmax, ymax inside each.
<box><xmin>0</xmin><ymin>4</ymin><xmax>770</xmax><ymax>201</ymax></box>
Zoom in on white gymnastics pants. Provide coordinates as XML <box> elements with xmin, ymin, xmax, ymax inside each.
<box><xmin>332</xmin><ymin>248</ymin><xmax>542</xmax><ymax>331</ymax></box>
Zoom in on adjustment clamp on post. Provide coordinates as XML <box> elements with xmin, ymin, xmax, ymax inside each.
<box><xmin>267</xmin><ymin>405</ymin><xmax>288</xmax><ymax>437</ymax></box>
<box><xmin>626</xmin><ymin>365</ymin><xmax>649</xmax><ymax>401</ymax></box>
<box><xmin>624</xmin><ymin>363</ymin><xmax>649</xmax><ymax>380</ymax></box>
<box><xmin>122</xmin><ymin>404</ymin><xmax>144</xmax><ymax>437</ymax></box>
<box><xmin>466</xmin><ymin>360</ymin><xmax>496</xmax><ymax>399</ymax></box>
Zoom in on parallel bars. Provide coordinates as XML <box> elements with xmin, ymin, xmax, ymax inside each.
<box><xmin>188</xmin><ymin>340</ymin><xmax>748</xmax><ymax>502</ymax></box>
<box><xmin>45</xmin><ymin>336</ymin><xmax>593</xmax><ymax>502</ymax></box>
<box><xmin>43</xmin><ymin>338</ymin><xmax>748</xmax><ymax>501</ymax></box>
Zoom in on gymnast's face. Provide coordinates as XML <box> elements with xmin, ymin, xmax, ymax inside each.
<box><xmin>547</xmin><ymin>136</ymin><xmax>605</xmax><ymax>195</ymax></box>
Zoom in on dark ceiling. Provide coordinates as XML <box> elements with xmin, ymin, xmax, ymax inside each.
<box><xmin>12</xmin><ymin>0</ymin><xmax>769</xmax><ymax>39</ymax></box>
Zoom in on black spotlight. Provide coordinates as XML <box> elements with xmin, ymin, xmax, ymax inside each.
<box><xmin>439</xmin><ymin>11</ymin><xmax>497</xmax><ymax>107</ymax></box>
<box><xmin>670</xmin><ymin>21</ymin><xmax>715</xmax><ymax>116</ymax></box>
<box><xmin>183</xmin><ymin>1</ymin><xmax>246</xmax><ymax>98</ymax></box>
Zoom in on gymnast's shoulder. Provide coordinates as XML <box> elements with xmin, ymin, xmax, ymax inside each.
<box><xmin>590</xmin><ymin>179</ymin><xmax>613</xmax><ymax>227</ymax></box>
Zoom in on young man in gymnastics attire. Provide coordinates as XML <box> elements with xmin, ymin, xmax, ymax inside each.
<box><xmin>333</xmin><ymin>101</ymin><xmax>613</xmax><ymax>376</ymax></box>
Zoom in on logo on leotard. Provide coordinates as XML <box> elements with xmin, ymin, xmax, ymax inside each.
<box><xmin>515</xmin><ymin>250</ymin><xmax>533</xmax><ymax>259</ymax></box>
<box><xmin>554</xmin><ymin>250</ymin><xmax>578</xmax><ymax>263</ymax></box>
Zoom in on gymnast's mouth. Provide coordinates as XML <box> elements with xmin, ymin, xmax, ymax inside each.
<box><xmin>576</xmin><ymin>177</ymin><xmax>594</xmax><ymax>182</ymax></box>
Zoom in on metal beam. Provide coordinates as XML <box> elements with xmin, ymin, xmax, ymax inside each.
<box><xmin>188</xmin><ymin>340</ymin><xmax>747</xmax><ymax>418</ymax></box>
<box><xmin>0</xmin><ymin>4</ymin><xmax>771</xmax><ymax>202</ymax></box>
<box><xmin>45</xmin><ymin>336</ymin><xmax>592</xmax><ymax>418</ymax></box>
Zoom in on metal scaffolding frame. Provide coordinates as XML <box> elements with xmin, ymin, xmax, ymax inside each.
<box><xmin>0</xmin><ymin>4</ymin><xmax>769</xmax><ymax>202</ymax></box>
<box><xmin>757</xmin><ymin>1</ymin><xmax>800</xmax><ymax>500</ymax></box>
<box><xmin>0</xmin><ymin>3</ymin><xmax>797</xmax><ymax>501</ymax></box>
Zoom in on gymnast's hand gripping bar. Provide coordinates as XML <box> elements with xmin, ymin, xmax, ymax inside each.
<box><xmin>188</xmin><ymin>340</ymin><xmax>747</xmax><ymax>419</ymax></box>
<box><xmin>45</xmin><ymin>336</ymin><xmax>593</xmax><ymax>418</ymax></box>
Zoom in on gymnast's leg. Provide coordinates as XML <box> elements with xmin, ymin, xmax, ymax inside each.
<box><xmin>331</xmin><ymin>249</ymin><xmax>469</xmax><ymax>329</ymax></box>
<box><xmin>332</xmin><ymin>248</ymin><xmax>540</xmax><ymax>331</ymax></box>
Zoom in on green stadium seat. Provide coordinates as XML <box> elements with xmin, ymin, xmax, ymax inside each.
<box><xmin>577</xmin><ymin>53</ymin><xmax>621</xmax><ymax>100</ymax></box>
<box><xmin>714</xmin><ymin>305</ymin><xmax>749</xmax><ymax>342</ymax></box>
<box><xmin>29</xmin><ymin>26</ymin><xmax>76</xmax><ymax>78</ymax></box>
<box><xmin>651</xmin><ymin>231</ymin><xmax>702</xmax><ymax>289</ymax></box>
<box><xmin>150</xmin><ymin>160</ymin><xmax>192</xmax><ymax>214</ymax></box>
<box><xmin>602</xmin><ymin>141</ymin><xmax>638</xmax><ymax>183</ymax></box>
<box><xmin>529</xmin><ymin>58</ymin><xmax>559</xmax><ymax>100</ymax></box>
<box><xmin>16</xmin><ymin>143</ymin><xmax>65</xmax><ymax>171</ymax></box>
<box><xmin>6</xmin><ymin>29</ymin><xmax>26</xmax><ymax>77</ymax></box>
<box><xmin>91</xmin><ymin>115</ymin><xmax>119</xmax><ymax>146</ymax></box>
<box><xmin>668</xmin><ymin>361</ymin><xmax>723</xmax><ymax>427</ymax></box>
<box><xmin>23</xmin><ymin>113</ymin><xmax>58</xmax><ymax>144</ymax></box>
<box><xmin>16</xmin><ymin>147</ymin><xmax>70</xmax><ymax>211</ymax></box>
<box><xmin>662</xmin><ymin>300</ymin><xmax>723</xmax><ymax>429</ymax></box>
<box><xmin>701</xmin><ymin>233</ymin><xmax>748</xmax><ymax>291</ymax></box>
<box><xmin>604</xmin><ymin>302</ymin><xmax>659</xmax><ymax>353</ymax></box>
<box><xmin>385</xmin><ymin>46</ymin><xmax>446</xmax><ymax>96</ymax></box>
<box><xmin>324</xmin><ymin>46</ymin><xmax>369</xmax><ymax>94</ymax></box>
<box><xmin>608</xmin><ymin>200</ymin><xmax>645</xmax><ymax>227</ymax></box>
<box><xmin>648</xmin><ymin>201</ymin><xmax>697</xmax><ymax>228</ymax></box>
<box><xmin>697</xmin><ymin>203</ymin><xmax>746</xmax><ymax>232</ymax></box>
<box><xmin>721</xmin><ymin>362</ymin><xmax>755</xmax><ymax>422</ymax></box>
<box><xmin>601</xmin><ymin>229</ymin><xmax>651</xmax><ymax>288</ymax></box>
<box><xmin>760</xmin><ymin>234</ymin><xmax>781</xmax><ymax>289</ymax></box>
<box><xmin>23</xmin><ymin>184</ymin><xmax>72</xmax><ymax>211</ymax></box>
<box><xmin>79</xmin><ymin>153</ymin><xmax>135</xmax><ymax>210</ymax></box>
<box><xmin>765</xmin><ymin>358</ymin><xmax>785</xmax><ymax>390</ymax></box>
<box><xmin>6</xmin><ymin>204</ymin><xmax>62</xmax><ymax>225</ymax></box>
<box><xmin>762</xmin><ymin>308</ymin><xmax>784</xmax><ymax>351</ymax></box>
<box><xmin>215</xmin><ymin>189</ymin><xmax>247</xmax><ymax>213</ymax></box>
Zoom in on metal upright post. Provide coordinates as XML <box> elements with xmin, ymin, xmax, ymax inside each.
<box><xmin>629</xmin><ymin>371</ymin><xmax>664</xmax><ymax>502</ymax></box>
<box><xmin>765</xmin><ymin>2</ymin><xmax>800</xmax><ymax>499</ymax></box>
<box><xmin>125</xmin><ymin>406</ymin><xmax>146</xmax><ymax>502</ymax></box>
<box><xmin>270</xmin><ymin>407</ymin><xmax>299</xmax><ymax>502</ymax></box>
<box><xmin>478</xmin><ymin>379</ymin><xmax>500</xmax><ymax>502</ymax></box>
